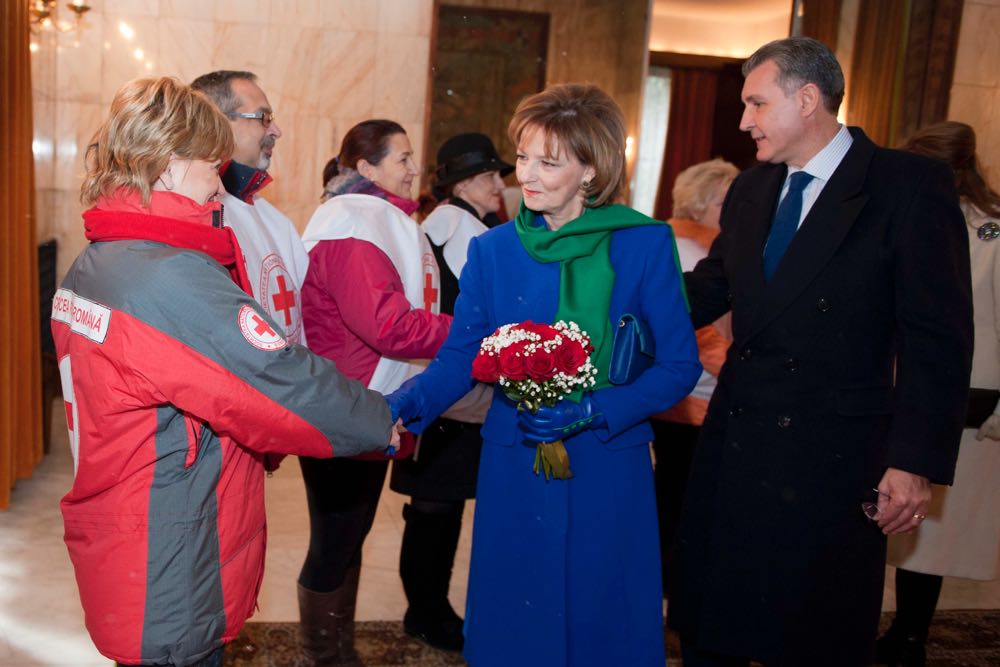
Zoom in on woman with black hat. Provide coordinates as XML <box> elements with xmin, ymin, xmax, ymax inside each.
<box><xmin>388</xmin><ymin>132</ymin><xmax>513</xmax><ymax>652</ymax></box>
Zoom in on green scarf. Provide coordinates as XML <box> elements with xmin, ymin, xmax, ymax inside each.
<box><xmin>515</xmin><ymin>202</ymin><xmax>684</xmax><ymax>393</ymax></box>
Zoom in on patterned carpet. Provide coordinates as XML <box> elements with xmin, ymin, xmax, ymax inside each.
<box><xmin>224</xmin><ymin>621</ymin><xmax>465</xmax><ymax>667</ymax></box>
<box><xmin>223</xmin><ymin>610</ymin><xmax>1000</xmax><ymax>666</ymax></box>
<box><xmin>877</xmin><ymin>609</ymin><xmax>1000</xmax><ymax>667</ymax></box>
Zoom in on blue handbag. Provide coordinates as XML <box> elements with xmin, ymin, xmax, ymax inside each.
<box><xmin>608</xmin><ymin>313</ymin><xmax>656</xmax><ymax>385</ymax></box>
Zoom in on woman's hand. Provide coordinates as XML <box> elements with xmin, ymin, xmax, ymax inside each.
<box><xmin>518</xmin><ymin>394</ymin><xmax>605</xmax><ymax>444</ymax></box>
<box><xmin>385</xmin><ymin>377</ymin><xmax>423</xmax><ymax>426</ymax></box>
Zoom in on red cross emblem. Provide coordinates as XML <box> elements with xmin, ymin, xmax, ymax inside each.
<box><xmin>259</xmin><ymin>253</ymin><xmax>301</xmax><ymax>343</ymax></box>
<box><xmin>251</xmin><ymin>313</ymin><xmax>276</xmax><ymax>337</ymax></box>
<box><xmin>271</xmin><ymin>275</ymin><xmax>296</xmax><ymax>327</ymax></box>
<box><xmin>57</xmin><ymin>355</ymin><xmax>81</xmax><ymax>475</ymax></box>
<box><xmin>238</xmin><ymin>305</ymin><xmax>287</xmax><ymax>351</ymax></box>
<box><xmin>423</xmin><ymin>272</ymin><xmax>438</xmax><ymax>311</ymax></box>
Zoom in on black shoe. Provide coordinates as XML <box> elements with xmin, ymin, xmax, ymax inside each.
<box><xmin>874</xmin><ymin>629</ymin><xmax>927</xmax><ymax>667</ymax></box>
<box><xmin>873</xmin><ymin>625</ymin><xmax>901</xmax><ymax>665</ymax></box>
<box><xmin>403</xmin><ymin>605</ymin><xmax>464</xmax><ymax>652</ymax></box>
<box><xmin>894</xmin><ymin>636</ymin><xmax>927</xmax><ymax>667</ymax></box>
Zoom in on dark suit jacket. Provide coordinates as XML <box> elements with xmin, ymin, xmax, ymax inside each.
<box><xmin>667</xmin><ymin>128</ymin><xmax>973</xmax><ymax>666</ymax></box>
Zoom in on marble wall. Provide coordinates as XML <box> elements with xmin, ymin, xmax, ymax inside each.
<box><xmin>949</xmin><ymin>0</ymin><xmax>1000</xmax><ymax>189</ymax></box>
<box><xmin>31</xmin><ymin>0</ymin><xmax>434</xmax><ymax>279</ymax></box>
<box><xmin>439</xmin><ymin>0</ymin><xmax>650</xmax><ymax>196</ymax></box>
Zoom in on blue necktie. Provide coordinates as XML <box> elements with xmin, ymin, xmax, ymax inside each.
<box><xmin>763</xmin><ymin>171</ymin><xmax>814</xmax><ymax>281</ymax></box>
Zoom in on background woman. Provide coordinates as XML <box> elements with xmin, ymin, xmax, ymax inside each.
<box><xmin>879</xmin><ymin>121</ymin><xmax>1000</xmax><ymax>667</ymax></box>
<box><xmin>388</xmin><ymin>84</ymin><xmax>701</xmax><ymax>666</ymax></box>
<box><xmin>297</xmin><ymin>120</ymin><xmax>452</xmax><ymax>665</ymax></box>
<box><xmin>653</xmin><ymin>158</ymin><xmax>737</xmax><ymax>594</ymax></box>
<box><xmin>388</xmin><ymin>132</ymin><xmax>512</xmax><ymax>651</ymax></box>
<box><xmin>56</xmin><ymin>77</ymin><xmax>393</xmax><ymax>667</ymax></box>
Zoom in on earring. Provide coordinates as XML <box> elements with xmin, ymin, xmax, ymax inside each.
<box><xmin>579</xmin><ymin>180</ymin><xmax>591</xmax><ymax>191</ymax></box>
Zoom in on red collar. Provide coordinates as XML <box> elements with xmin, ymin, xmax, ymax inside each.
<box><xmin>85</xmin><ymin>189</ymin><xmax>252</xmax><ymax>295</ymax></box>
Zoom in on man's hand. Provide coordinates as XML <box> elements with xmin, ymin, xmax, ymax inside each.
<box><xmin>976</xmin><ymin>413</ymin><xmax>1000</xmax><ymax>441</ymax></box>
<box><xmin>389</xmin><ymin>419</ymin><xmax>402</xmax><ymax>448</ymax></box>
<box><xmin>876</xmin><ymin>467</ymin><xmax>931</xmax><ymax>535</ymax></box>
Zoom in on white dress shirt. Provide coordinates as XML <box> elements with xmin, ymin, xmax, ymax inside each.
<box><xmin>779</xmin><ymin>124</ymin><xmax>854</xmax><ymax>229</ymax></box>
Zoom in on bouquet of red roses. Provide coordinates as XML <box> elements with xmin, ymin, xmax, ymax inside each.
<box><xmin>471</xmin><ymin>320</ymin><xmax>597</xmax><ymax>479</ymax></box>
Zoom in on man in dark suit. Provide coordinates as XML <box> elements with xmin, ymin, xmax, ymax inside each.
<box><xmin>667</xmin><ymin>37</ymin><xmax>972</xmax><ymax>667</ymax></box>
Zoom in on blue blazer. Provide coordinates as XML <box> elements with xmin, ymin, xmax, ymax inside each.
<box><xmin>399</xmin><ymin>214</ymin><xmax>700</xmax><ymax>666</ymax></box>
<box><xmin>404</xmin><ymin>218</ymin><xmax>701</xmax><ymax>446</ymax></box>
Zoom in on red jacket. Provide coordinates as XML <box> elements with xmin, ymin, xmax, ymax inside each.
<box><xmin>53</xmin><ymin>193</ymin><xmax>391</xmax><ymax>665</ymax></box>
<box><xmin>302</xmin><ymin>238</ymin><xmax>452</xmax><ymax>386</ymax></box>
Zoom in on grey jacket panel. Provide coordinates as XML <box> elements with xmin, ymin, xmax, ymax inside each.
<box><xmin>64</xmin><ymin>240</ymin><xmax>391</xmax><ymax>457</ymax></box>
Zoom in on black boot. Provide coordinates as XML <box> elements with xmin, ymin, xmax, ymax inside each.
<box><xmin>297</xmin><ymin>566</ymin><xmax>363</xmax><ymax>667</ymax></box>
<box><xmin>876</xmin><ymin>630</ymin><xmax>928</xmax><ymax>667</ymax></box>
<box><xmin>874</xmin><ymin>621</ymin><xmax>902</xmax><ymax>665</ymax></box>
<box><xmin>399</xmin><ymin>501</ymin><xmax>465</xmax><ymax>652</ymax></box>
<box><xmin>874</xmin><ymin>568</ymin><xmax>942</xmax><ymax>666</ymax></box>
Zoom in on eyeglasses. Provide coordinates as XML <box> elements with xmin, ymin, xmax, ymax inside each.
<box><xmin>225</xmin><ymin>109</ymin><xmax>274</xmax><ymax>128</ymax></box>
<box><xmin>861</xmin><ymin>488</ymin><xmax>891</xmax><ymax>521</ymax></box>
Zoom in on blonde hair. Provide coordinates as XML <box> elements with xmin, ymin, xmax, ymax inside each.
<box><xmin>81</xmin><ymin>77</ymin><xmax>234</xmax><ymax>205</ymax></box>
<box><xmin>672</xmin><ymin>158</ymin><xmax>739</xmax><ymax>221</ymax></box>
<box><xmin>508</xmin><ymin>83</ymin><xmax>626</xmax><ymax>208</ymax></box>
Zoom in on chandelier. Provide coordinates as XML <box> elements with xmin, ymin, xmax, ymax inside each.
<box><xmin>28</xmin><ymin>0</ymin><xmax>91</xmax><ymax>34</ymax></box>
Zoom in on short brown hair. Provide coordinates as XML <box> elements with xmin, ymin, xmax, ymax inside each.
<box><xmin>508</xmin><ymin>83</ymin><xmax>626</xmax><ymax>208</ymax></box>
<box><xmin>190</xmin><ymin>70</ymin><xmax>258</xmax><ymax>114</ymax></box>
<box><xmin>672</xmin><ymin>158</ymin><xmax>739</xmax><ymax>220</ymax></box>
<box><xmin>81</xmin><ymin>77</ymin><xmax>234</xmax><ymax>205</ymax></box>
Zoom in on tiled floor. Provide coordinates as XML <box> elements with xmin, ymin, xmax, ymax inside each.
<box><xmin>1</xmin><ymin>408</ymin><xmax>998</xmax><ymax>666</ymax></box>
<box><xmin>0</xmin><ymin>407</ymin><xmax>474</xmax><ymax>666</ymax></box>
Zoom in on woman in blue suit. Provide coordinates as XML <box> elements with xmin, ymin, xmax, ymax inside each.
<box><xmin>388</xmin><ymin>83</ymin><xmax>700</xmax><ymax>667</ymax></box>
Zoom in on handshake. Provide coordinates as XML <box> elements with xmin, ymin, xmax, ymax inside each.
<box><xmin>384</xmin><ymin>379</ymin><xmax>605</xmax><ymax>451</ymax></box>
<box><xmin>380</xmin><ymin>385</ymin><xmax>415</xmax><ymax>459</ymax></box>
<box><xmin>380</xmin><ymin>419</ymin><xmax>412</xmax><ymax>459</ymax></box>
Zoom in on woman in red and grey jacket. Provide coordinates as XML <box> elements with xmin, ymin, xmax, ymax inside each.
<box><xmin>297</xmin><ymin>119</ymin><xmax>452</xmax><ymax>665</ymax></box>
<box><xmin>54</xmin><ymin>78</ymin><xmax>394</xmax><ymax>667</ymax></box>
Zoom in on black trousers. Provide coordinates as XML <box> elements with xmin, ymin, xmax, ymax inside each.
<box><xmin>651</xmin><ymin>419</ymin><xmax>700</xmax><ymax>593</ymax></box>
<box><xmin>298</xmin><ymin>456</ymin><xmax>388</xmax><ymax>592</ymax></box>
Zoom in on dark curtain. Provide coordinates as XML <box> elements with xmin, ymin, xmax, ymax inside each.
<box><xmin>798</xmin><ymin>0</ymin><xmax>842</xmax><ymax>51</ymax></box>
<box><xmin>654</xmin><ymin>68</ymin><xmax>719</xmax><ymax>221</ymax></box>
<box><xmin>897</xmin><ymin>0</ymin><xmax>964</xmax><ymax>144</ymax></box>
<box><xmin>848</xmin><ymin>0</ymin><xmax>908</xmax><ymax>147</ymax></box>
<box><xmin>849</xmin><ymin>0</ymin><xmax>964</xmax><ymax>147</ymax></box>
<box><xmin>1</xmin><ymin>1</ymin><xmax>43</xmax><ymax>509</ymax></box>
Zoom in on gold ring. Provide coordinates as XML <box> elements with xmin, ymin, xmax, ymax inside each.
<box><xmin>913</xmin><ymin>513</ymin><xmax>926</xmax><ymax>520</ymax></box>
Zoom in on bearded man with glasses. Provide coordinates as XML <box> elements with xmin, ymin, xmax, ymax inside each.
<box><xmin>192</xmin><ymin>70</ymin><xmax>309</xmax><ymax>349</ymax></box>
